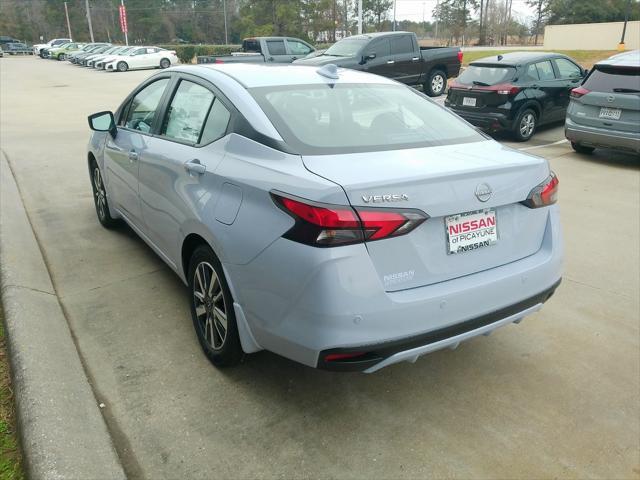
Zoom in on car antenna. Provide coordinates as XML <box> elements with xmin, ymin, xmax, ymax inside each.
<box><xmin>317</xmin><ymin>64</ymin><xmax>339</xmax><ymax>80</ymax></box>
<box><xmin>497</xmin><ymin>54</ymin><xmax>503</xmax><ymax>61</ymax></box>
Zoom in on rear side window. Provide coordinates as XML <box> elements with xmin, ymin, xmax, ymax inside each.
<box><xmin>534</xmin><ymin>60</ymin><xmax>556</xmax><ymax>80</ymax></box>
<box><xmin>583</xmin><ymin>67</ymin><xmax>640</xmax><ymax>94</ymax></box>
<box><xmin>525</xmin><ymin>64</ymin><xmax>540</xmax><ymax>81</ymax></box>
<box><xmin>457</xmin><ymin>65</ymin><xmax>515</xmax><ymax>85</ymax></box>
<box><xmin>266</xmin><ymin>40</ymin><xmax>286</xmax><ymax>55</ymax></box>
<box><xmin>200</xmin><ymin>99</ymin><xmax>231</xmax><ymax>144</ymax></box>
<box><xmin>162</xmin><ymin>81</ymin><xmax>214</xmax><ymax>144</ymax></box>
<box><xmin>390</xmin><ymin>35</ymin><xmax>413</xmax><ymax>55</ymax></box>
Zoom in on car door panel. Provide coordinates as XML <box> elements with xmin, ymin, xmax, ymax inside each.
<box><xmin>553</xmin><ymin>57</ymin><xmax>584</xmax><ymax>117</ymax></box>
<box><xmin>361</xmin><ymin>38</ymin><xmax>391</xmax><ymax>78</ymax></box>
<box><xmin>389</xmin><ymin>35</ymin><xmax>420</xmax><ymax>84</ymax></box>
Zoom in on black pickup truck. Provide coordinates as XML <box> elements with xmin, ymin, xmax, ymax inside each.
<box><xmin>294</xmin><ymin>31</ymin><xmax>462</xmax><ymax>96</ymax></box>
<box><xmin>198</xmin><ymin>37</ymin><xmax>316</xmax><ymax>64</ymax></box>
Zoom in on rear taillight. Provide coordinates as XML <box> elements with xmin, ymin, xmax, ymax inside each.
<box><xmin>570</xmin><ymin>86</ymin><xmax>589</xmax><ymax>99</ymax></box>
<box><xmin>272</xmin><ymin>193</ymin><xmax>428</xmax><ymax>247</ymax></box>
<box><xmin>522</xmin><ymin>172</ymin><xmax>559</xmax><ymax>208</ymax></box>
<box><xmin>457</xmin><ymin>50</ymin><xmax>463</xmax><ymax>63</ymax></box>
<box><xmin>169</xmin><ymin>50</ymin><xmax>176</xmax><ymax>55</ymax></box>
<box><xmin>495</xmin><ymin>84</ymin><xmax>521</xmax><ymax>95</ymax></box>
<box><xmin>214</xmin><ymin>58</ymin><xmax>224</xmax><ymax>64</ymax></box>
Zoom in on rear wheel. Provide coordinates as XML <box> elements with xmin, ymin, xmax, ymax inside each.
<box><xmin>188</xmin><ymin>245</ymin><xmax>242</xmax><ymax>368</ymax></box>
<box><xmin>571</xmin><ymin>142</ymin><xmax>595</xmax><ymax>154</ymax></box>
<box><xmin>425</xmin><ymin>69</ymin><xmax>447</xmax><ymax>97</ymax></box>
<box><xmin>160</xmin><ymin>58</ymin><xmax>170</xmax><ymax>69</ymax></box>
<box><xmin>513</xmin><ymin>108</ymin><xmax>537</xmax><ymax>142</ymax></box>
<box><xmin>117</xmin><ymin>61</ymin><xmax>129</xmax><ymax>72</ymax></box>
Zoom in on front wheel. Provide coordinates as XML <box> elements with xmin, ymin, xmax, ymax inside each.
<box><xmin>425</xmin><ymin>69</ymin><xmax>447</xmax><ymax>97</ymax></box>
<box><xmin>117</xmin><ymin>61</ymin><xmax>129</xmax><ymax>72</ymax></box>
<box><xmin>571</xmin><ymin>142</ymin><xmax>595</xmax><ymax>154</ymax></box>
<box><xmin>89</xmin><ymin>160</ymin><xmax>120</xmax><ymax>228</ymax></box>
<box><xmin>513</xmin><ymin>108</ymin><xmax>537</xmax><ymax>142</ymax></box>
<box><xmin>188</xmin><ymin>245</ymin><xmax>243</xmax><ymax>368</ymax></box>
<box><xmin>58</xmin><ymin>53</ymin><xmax>66</xmax><ymax>61</ymax></box>
<box><xmin>160</xmin><ymin>58</ymin><xmax>170</xmax><ymax>69</ymax></box>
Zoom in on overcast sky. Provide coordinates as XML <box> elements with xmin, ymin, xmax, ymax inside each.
<box><xmin>393</xmin><ymin>0</ymin><xmax>535</xmax><ymax>23</ymax></box>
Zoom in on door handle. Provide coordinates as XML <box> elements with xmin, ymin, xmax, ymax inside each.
<box><xmin>267</xmin><ymin>57</ymin><xmax>274</xmax><ymax>62</ymax></box>
<box><xmin>184</xmin><ymin>159</ymin><xmax>206</xmax><ymax>175</ymax></box>
<box><xmin>386</xmin><ymin>60</ymin><xmax>395</xmax><ymax>64</ymax></box>
<box><xmin>128</xmin><ymin>150</ymin><xmax>138</xmax><ymax>161</ymax></box>
<box><xmin>412</xmin><ymin>57</ymin><xmax>419</xmax><ymax>61</ymax></box>
<box><xmin>291</xmin><ymin>56</ymin><xmax>298</xmax><ymax>61</ymax></box>
<box><xmin>531</xmin><ymin>84</ymin><xmax>539</xmax><ymax>89</ymax></box>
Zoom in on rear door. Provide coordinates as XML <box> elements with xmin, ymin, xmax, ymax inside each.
<box><xmin>139</xmin><ymin>75</ymin><xmax>232</xmax><ymax>261</ymax></box>
<box><xmin>388</xmin><ymin>34</ymin><xmax>420</xmax><ymax>84</ymax></box>
<box><xmin>569</xmin><ymin>65</ymin><xmax>640</xmax><ymax>133</ymax></box>
<box><xmin>528</xmin><ymin>60</ymin><xmax>565</xmax><ymax>123</ymax></box>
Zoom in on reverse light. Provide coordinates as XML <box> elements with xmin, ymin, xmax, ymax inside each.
<box><xmin>522</xmin><ymin>172</ymin><xmax>559</xmax><ymax>208</ymax></box>
<box><xmin>570</xmin><ymin>86</ymin><xmax>589</xmax><ymax>99</ymax></box>
<box><xmin>272</xmin><ymin>193</ymin><xmax>428</xmax><ymax>247</ymax></box>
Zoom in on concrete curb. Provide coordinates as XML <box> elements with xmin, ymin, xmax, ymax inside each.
<box><xmin>0</xmin><ymin>152</ymin><xmax>126</xmax><ymax>480</ymax></box>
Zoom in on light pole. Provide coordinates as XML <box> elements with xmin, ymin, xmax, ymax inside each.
<box><xmin>618</xmin><ymin>0</ymin><xmax>632</xmax><ymax>51</ymax></box>
<box><xmin>358</xmin><ymin>0</ymin><xmax>363</xmax><ymax>34</ymax></box>
<box><xmin>85</xmin><ymin>0</ymin><xmax>94</xmax><ymax>42</ymax></box>
<box><xmin>223</xmin><ymin>0</ymin><xmax>228</xmax><ymax>44</ymax></box>
<box><xmin>393</xmin><ymin>0</ymin><xmax>397</xmax><ymax>31</ymax></box>
<box><xmin>64</xmin><ymin>2</ymin><xmax>73</xmax><ymax>40</ymax></box>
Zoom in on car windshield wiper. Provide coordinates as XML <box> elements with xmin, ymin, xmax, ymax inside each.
<box><xmin>613</xmin><ymin>88</ymin><xmax>640</xmax><ymax>93</ymax></box>
<box><xmin>472</xmin><ymin>80</ymin><xmax>491</xmax><ymax>86</ymax></box>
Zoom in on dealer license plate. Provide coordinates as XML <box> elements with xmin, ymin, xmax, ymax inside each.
<box><xmin>445</xmin><ymin>209</ymin><xmax>498</xmax><ymax>255</ymax></box>
<box><xmin>599</xmin><ymin>107</ymin><xmax>621</xmax><ymax>120</ymax></box>
<box><xmin>462</xmin><ymin>97</ymin><xmax>477</xmax><ymax>107</ymax></box>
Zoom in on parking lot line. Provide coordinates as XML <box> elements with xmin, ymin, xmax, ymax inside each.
<box><xmin>518</xmin><ymin>139</ymin><xmax>569</xmax><ymax>151</ymax></box>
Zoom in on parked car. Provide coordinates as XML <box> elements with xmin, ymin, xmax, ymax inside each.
<box><xmin>0</xmin><ymin>46</ymin><xmax>4</xmax><ymax>58</ymax></box>
<box><xmin>104</xmin><ymin>46</ymin><xmax>178</xmax><ymax>72</ymax></box>
<box><xmin>565</xmin><ymin>49</ymin><xmax>640</xmax><ymax>155</ymax></box>
<box><xmin>48</xmin><ymin>42</ymin><xmax>85</xmax><ymax>60</ymax></box>
<box><xmin>69</xmin><ymin>43</ymin><xmax>110</xmax><ymax>63</ymax></box>
<box><xmin>86</xmin><ymin>63</ymin><xmax>562</xmax><ymax>372</ymax></box>
<box><xmin>84</xmin><ymin>45</ymin><xmax>127</xmax><ymax>67</ymax></box>
<box><xmin>5</xmin><ymin>42</ymin><xmax>32</xmax><ymax>55</ymax></box>
<box><xmin>0</xmin><ymin>35</ymin><xmax>19</xmax><ymax>45</ymax></box>
<box><xmin>92</xmin><ymin>46</ymin><xmax>136</xmax><ymax>68</ymax></box>
<box><xmin>294</xmin><ymin>31</ymin><xmax>462</xmax><ymax>96</ymax></box>
<box><xmin>198</xmin><ymin>37</ymin><xmax>316</xmax><ymax>65</ymax></box>
<box><xmin>34</xmin><ymin>38</ymin><xmax>72</xmax><ymax>57</ymax></box>
<box><xmin>445</xmin><ymin>52</ymin><xmax>586</xmax><ymax>141</ymax></box>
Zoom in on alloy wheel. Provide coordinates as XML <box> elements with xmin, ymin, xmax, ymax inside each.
<box><xmin>519</xmin><ymin>112</ymin><xmax>535</xmax><ymax>138</ymax></box>
<box><xmin>193</xmin><ymin>262</ymin><xmax>227</xmax><ymax>350</ymax></box>
<box><xmin>431</xmin><ymin>74</ymin><xmax>445</xmax><ymax>94</ymax></box>
<box><xmin>93</xmin><ymin>166</ymin><xmax>107</xmax><ymax>221</ymax></box>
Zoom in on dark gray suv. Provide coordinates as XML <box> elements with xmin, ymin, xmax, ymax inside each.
<box><xmin>565</xmin><ymin>50</ymin><xmax>640</xmax><ymax>155</ymax></box>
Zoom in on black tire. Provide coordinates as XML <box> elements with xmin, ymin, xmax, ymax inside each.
<box><xmin>424</xmin><ymin>69</ymin><xmax>447</xmax><ymax>97</ymax></box>
<box><xmin>117</xmin><ymin>61</ymin><xmax>128</xmax><ymax>72</ymax></box>
<box><xmin>571</xmin><ymin>142</ymin><xmax>595</xmax><ymax>154</ymax></box>
<box><xmin>512</xmin><ymin>108</ymin><xmax>537</xmax><ymax>142</ymax></box>
<box><xmin>89</xmin><ymin>159</ymin><xmax>120</xmax><ymax>229</ymax></box>
<box><xmin>58</xmin><ymin>53</ymin><xmax>66</xmax><ymax>61</ymax></box>
<box><xmin>188</xmin><ymin>245</ymin><xmax>243</xmax><ymax>368</ymax></box>
<box><xmin>160</xmin><ymin>58</ymin><xmax>170</xmax><ymax>69</ymax></box>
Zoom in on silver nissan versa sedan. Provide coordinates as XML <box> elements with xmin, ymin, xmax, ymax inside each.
<box><xmin>86</xmin><ymin>63</ymin><xmax>562</xmax><ymax>372</ymax></box>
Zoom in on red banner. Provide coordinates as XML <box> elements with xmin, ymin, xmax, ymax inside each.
<box><xmin>118</xmin><ymin>5</ymin><xmax>128</xmax><ymax>34</ymax></box>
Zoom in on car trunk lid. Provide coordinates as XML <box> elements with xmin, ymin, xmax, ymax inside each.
<box><xmin>302</xmin><ymin>140</ymin><xmax>551</xmax><ymax>291</ymax></box>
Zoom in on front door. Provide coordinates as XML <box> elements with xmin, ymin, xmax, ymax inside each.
<box><xmin>361</xmin><ymin>38</ymin><xmax>391</xmax><ymax>78</ymax></box>
<box><xmin>104</xmin><ymin>77</ymin><xmax>170</xmax><ymax>227</ymax></box>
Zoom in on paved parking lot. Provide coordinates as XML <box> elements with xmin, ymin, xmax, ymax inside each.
<box><xmin>1</xmin><ymin>57</ymin><xmax>639</xmax><ymax>479</ymax></box>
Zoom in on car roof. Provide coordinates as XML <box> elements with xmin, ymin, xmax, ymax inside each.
<box><xmin>178</xmin><ymin>63</ymin><xmax>399</xmax><ymax>88</ymax></box>
<box><xmin>471</xmin><ymin>51</ymin><xmax>570</xmax><ymax>66</ymax></box>
<box><xmin>596</xmin><ymin>50</ymin><xmax>640</xmax><ymax>68</ymax></box>
<box><xmin>342</xmin><ymin>31</ymin><xmax>412</xmax><ymax>41</ymax></box>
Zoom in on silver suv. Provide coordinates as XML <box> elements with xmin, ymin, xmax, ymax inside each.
<box><xmin>565</xmin><ymin>50</ymin><xmax>640</xmax><ymax>155</ymax></box>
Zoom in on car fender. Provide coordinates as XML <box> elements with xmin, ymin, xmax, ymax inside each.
<box><xmin>512</xmin><ymin>100</ymin><xmax>542</xmax><ymax>128</ymax></box>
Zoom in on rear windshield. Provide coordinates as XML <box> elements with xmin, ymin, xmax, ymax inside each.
<box><xmin>458</xmin><ymin>65</ymin><xmax>516</xmax><ymax>86</ymax></box>
<box><xmin>583</xmin><ymin>66</ymin><xmax>640</xmax><ymax>94</ymax></box>
<box><xmin>250</xmin><ymin>83</ymin><xmax>484</xmax><ymax>154</ymax></box>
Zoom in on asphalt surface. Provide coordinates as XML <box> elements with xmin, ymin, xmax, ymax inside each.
<box><xmin>1</xmin><ymin>57</ymin><xmax>639</xmax><ymax>479</ymax></box>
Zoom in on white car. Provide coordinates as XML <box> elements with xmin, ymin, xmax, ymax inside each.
<box><xmin>105</xmin><ymin>47</ymin><xmax>178</xmax><ymax>72</ymax></box>
<box><xmin>33</xmin><ymin>38</ymin><xmax>71</xmax><ymax>56</ymax></box>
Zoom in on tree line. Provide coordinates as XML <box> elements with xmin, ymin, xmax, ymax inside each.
<box><xmin>1</xmin><ymin>0</ymin><xmax>638</xmax><ymax>46</ymax></box>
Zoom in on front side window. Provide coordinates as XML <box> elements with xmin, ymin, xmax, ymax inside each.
<box><xmin>324</xmin><ymin>38</ymin><xmax>368</xmax><ymax>57</ymax></box>
<box><xmin>555</xmin><ymin>58</ymin><xmax>582</xmax><ymax>79</ymax></box>
<box><xmin>535</xmin><ymin>60</ymin><xmax>556</xmax><ymax>80</ymax></box>
<box><xmin>287</xmin><ymin>40</ymin><xmax>312</xmax><ymax>56</ymax></box>
<box><xmin>123</xmin><ymin>79</ymin><xmax>170</xmax><ymax>133</ymax></box>
<box><xmin>251</xmin><ymin>83</ymin><xmax>484</xmax><ymax>154</ymax></box>
<box><xmin>162</xmin><ymin>81</ymin><xmax>214</xmax><ymax>143</ymax></box>
<box><xmin>364</xmin><ymin>38</ymin><xmax>390</xmax><ymax>58</ymax></box>
<box><xmin>266</xmin><ymin>40</ymin><xmax>286</xmax><ymax>55</ymax></box>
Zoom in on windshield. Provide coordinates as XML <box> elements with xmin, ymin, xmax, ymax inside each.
<box><xmin>324</xmin><ymin>38</ymin><xmax>368</xmax><ymax>57</ymax></box>
<box><xmin>584</xmin><ymin>66</ymin><xmax>640</xmax><ymax>94</ymax></box>
<box><xmin>250</xmin><ymin>83</ymin><xmax>484</xmax><ymax>154</ymax></box>
<box><xmin>457</xmin><ymin>65</ymin><xmax>516</xmax><ymax>86</ymax></box>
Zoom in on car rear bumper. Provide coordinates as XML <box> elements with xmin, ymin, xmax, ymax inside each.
<box><xmin>228</xmin><ymin>206</ymin><xmax>563</xmax><ymax>372</ymax></box>
<box><xmin>447</xmin><ymin>107</ymin><xmax>513</xmax><ymax>131</ymax></box>
<box><xmin>565</xmin><ymin>117</ymin><xmax>640</xmax><ymax>154</ymax></box>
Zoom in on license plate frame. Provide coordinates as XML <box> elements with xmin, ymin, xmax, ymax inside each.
<box><xmin>445</xmin><ymin>209</ymin><xmax>498</xmax><ymax>255</ymax></box>
<box><xmin>462</xmin><ymin>97</ymin><xmax>477</xmax><ymax>107</ymax></box>
<box><xmin>599</xmin><ymin>107</ymin><xmax>621</xmax><ymax>120</ymax></box>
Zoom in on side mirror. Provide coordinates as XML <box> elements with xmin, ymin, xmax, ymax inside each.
<box><xmin>88</xmin><ymin>111</ymin><xmax>116</xmax><ymax>137</ymax></box>
<box><xmin>361</xmin><ymin>52</ymin><xmax>376</xmax><ymax>64</ymax></box>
